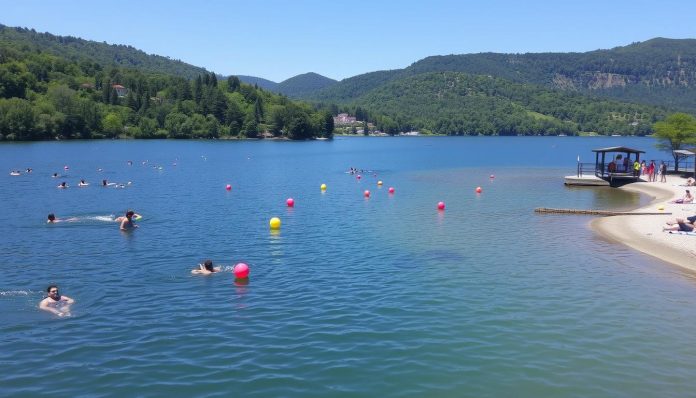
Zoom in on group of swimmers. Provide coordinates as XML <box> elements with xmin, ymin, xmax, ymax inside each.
<box><xmin>40</xmin><ymin>257</ymin><xmax>221</xmax><ymax>315</ymax></box>
<box><xmin>47</xmin><ymin>210</ymin><xmax>140</xmax><ymax>231</ymax></box>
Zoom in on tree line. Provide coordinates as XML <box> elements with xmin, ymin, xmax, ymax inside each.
<box><xmin>0</xmin><ymin>41</ymin><xmax>334</xmax><ymax>140</ymax></box>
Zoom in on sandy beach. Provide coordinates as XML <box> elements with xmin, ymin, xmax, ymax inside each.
<box><xmin>591</xmin><ymin>174</ymin><xmax>696</xmax><ymax>272</ymax></box>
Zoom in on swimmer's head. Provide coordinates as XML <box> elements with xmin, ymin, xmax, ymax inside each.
<box><xmin>203</xmin><ymin>260</ymin><xmax>214</xmax><ymax>271</ymax></box>
<box><xmin>126</xmin><ymin>210</ymin><xmax>135</xmax><ymax>219</ymax></box>
<box><xmin>47</xmin><ymin>213</ymin><xmax>56</xmax><ymax>222</ymax></box>
<box><xmin>46</xmin><ymin>285</ymin><xmax>59</xmax><ymax>297</ymax></box>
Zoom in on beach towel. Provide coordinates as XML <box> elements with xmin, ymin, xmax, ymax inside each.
<box><xmin>668</xmin><ymin>231</ymin><xmax>696</xmax><ymax>236</ymax></box>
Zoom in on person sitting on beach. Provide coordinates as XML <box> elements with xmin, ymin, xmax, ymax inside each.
<box><xmin>78</xmin><ymin>179</ymin><xmax>89</xmax><ymax>187</ymax></box>
<box><xmin>672</xmin><ymin>190</ymin><xmax>693</xmax><ymax>204</ymax></box>
<box><xmin>686</xmin><ymin>177</ymin><xmax>696</xmax><ymax>186</ymax></box>
<box><xmin>39</xmin><ymin>285</ymin><xmax>74</xmax><ymax>317</ymax></box>
<box><xmin>663</xmin><ymin>218</ymin><xmax>695</xmax><ymax>233</ymax></box>
<box><xmin>117</xmin><ymin>210</ymin><xmax>139</xmax><ymax>231</ymax></box>
<box><xmin>57</xmin><ymin>182</ymin><xmax>68</xmax><ymax>189</ymax></box>
<box><xmin>191</xmin><ymin>259</ymin><xmax>222</xmax><ymax>275</ymax></box>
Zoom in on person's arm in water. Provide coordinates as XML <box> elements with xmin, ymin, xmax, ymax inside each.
<box><xmin>61</xmin><ymin>295</ymin><xmax>75</xmax><ymax>305</ymax></box>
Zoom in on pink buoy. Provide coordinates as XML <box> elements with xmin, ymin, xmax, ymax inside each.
<box><xmin>64</xmin><ymin>165</ymin><xmax>69</xmax><ymax>170</ymax></box>
<box><xmin>490</xmin><ymin>174</ymin><xmax>495</xmax><ymax>179</ymax></box>
<box><xmin>364</xmin><ymin>190</ymin><xmax>370</xmax><ymax>198</ymax></box>
<box><xmin>225</xmin><ymin>184</ymin><xmax>232</xmax><ymax>191</ymax></box>
<box><xmin>476</xmin><ymin>187</ymin><xmax>482</xmax><ymax>193</ymax></box>
<box><xmin>437</xmin><ymin>201</ymin><xmax>445</xmax><ymax>210</ymax></box>
<box><xmin>234</xmin><ymin>263</ymin><xmax>249</xmax><ymax>279</ymax></box>
<box><xmin>357</xmin><ymin>174</ymin><xmax>362</xmax><ymax>180</ymax></box>
<box><xmin>388</xmin><ymin>187</ymin><xmax>395</xmax><ymax>194</ymax></box>
<box><xmin>286</xmin><ymin>198</ymin><xmax>295</xmax><ymax>207</ymax></box>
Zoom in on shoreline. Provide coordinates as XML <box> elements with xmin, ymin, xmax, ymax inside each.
<box><xmin>590</xmin><ymin>175</ymin><xmax>696</xmax><ymax>272</ymax></box>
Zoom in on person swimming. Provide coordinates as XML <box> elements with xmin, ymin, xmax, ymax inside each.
<box><xmin>39</xmin><ymin>285</ymin><xmax>74</xmax><ymax>317</ymax></box>
<box><xmin>191</xmin><ymin>259</ymin><xmax>222</xmax><ymax>275</ymax></box>
<box><xmin>52</xmin><ymin>172</ymin><xmax>59</xmax><ymax>178</ymax></box>
<box><xmin>47</xmin><ymin>213</ymin><xmax>78</xmax><ymax>223</ymax></box>
<box><xmin>10</xmin><ymin>170</ymin><xmax>20</xmax><ymax>176</ymax></box>
<box><xmin>117</xmin><ymin>210</ymin><xmax>139</xmax><ymax>231</ymax></box>
<box><xmin>57</xmin><ymin>182</ymin><xmax>68</xmax><ymax>189</ymax></box>
<box><xmin>78</xmin><ymin>179</ymin><xmax>89</xmax><ymax>187</ymax></box>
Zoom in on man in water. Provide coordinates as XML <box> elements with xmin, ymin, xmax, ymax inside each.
<box><xmin>39</xmin><ymin>285</ymin><xmax>74</xmax><ymax>317</ymax></box>
<box><xmin>117</xmin><ymin>210</ymin><xmax>139</xmax><ymax>231</ymax></box>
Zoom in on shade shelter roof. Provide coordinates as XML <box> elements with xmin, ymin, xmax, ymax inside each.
<box><xmin>673</xmin><ymin>149</ymin><xmax>696</xmax><ymax>156</ymax></box>
<box><xmin>591</xmin><ymin>146</ymin><xmax>645</xmax><ymax>154</ymax></box>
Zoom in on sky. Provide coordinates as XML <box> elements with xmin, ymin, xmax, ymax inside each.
<box><xmin>3</xmin><ymin>0</ymin><xmax>696</xmax><ymax>82</ymax></box>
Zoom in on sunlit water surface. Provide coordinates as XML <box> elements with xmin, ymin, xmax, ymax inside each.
<box><xmin>2</xmin><ymin>137</ymin><xmax>696</xmax><ymax>397</ymax></box>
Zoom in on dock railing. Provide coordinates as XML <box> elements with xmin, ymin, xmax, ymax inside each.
<box><xmin>576</xmin><ymin>160</ymin><xmax>694</xmax><ymax>178</ymax></box>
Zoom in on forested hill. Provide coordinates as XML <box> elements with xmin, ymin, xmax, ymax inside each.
<box><xmin>305</xmin><ymin>38</ymin><xmax>696</xmax><ymax>113</ymax></box>
<box><xmin>236</xmin><ymin>75</ymin><xmax>278</xmax><ymax>91</ymax></box>
<box><xmin>0</xmin><ymin>32</ymin><xmax>334</xmax><ymax>141</ymax></box>
<box><xmin>0</xmin><ymin>24</ymin><xmax>209</xmax><ymax>79</ymax></box>
<box><xmin>238</xmin><ymin>73</ymin><xmax>336</xmax><ymax>98</ymax></box>
<box><xmin>276</xmin><ymin>73</ymin><xmax>337</xmax><ymax>98</ymax></box>
<box><xmin>356</xmin><ymin>72</ymin><xmax>666</xmax><ymax>136</ymax></box>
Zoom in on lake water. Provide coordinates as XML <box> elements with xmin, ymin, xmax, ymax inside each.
<box><xmin>2</xmin><ymin>136</ymin><xmax>696</xmax><ymax>397</ymax></box>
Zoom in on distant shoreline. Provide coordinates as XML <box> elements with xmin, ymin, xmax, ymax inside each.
<box><xmin>590</xmin><ymin>175</ymin><xmax>696</xmax><ymax>272</ymax></box>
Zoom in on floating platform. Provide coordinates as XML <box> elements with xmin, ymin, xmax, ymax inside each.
<box><xmin>535</xmin><ymin>207</ymin><xmax>670</xmax><ymax>216</ymax></box>
<box><xmin>564</xmin><ymin>175</ymin><xmax>609</xmax><ymax>186</ymax></box>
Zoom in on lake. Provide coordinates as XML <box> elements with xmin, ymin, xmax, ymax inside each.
<box><xmin>2</xmin><ymin>136</ymin><xmax>696</xmax><ymax>397</ymax></box>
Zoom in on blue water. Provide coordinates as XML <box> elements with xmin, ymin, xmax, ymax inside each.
<box><xmin>2</xmin><ymin>136</ymin><xmax>696</xmax><ymax>397</ymax></box>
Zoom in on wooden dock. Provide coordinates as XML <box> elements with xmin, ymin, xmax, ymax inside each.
<box><xmin>535</xmin><ymin>207</ymin><xmax>670</xmax><ymax>216</ymax></box>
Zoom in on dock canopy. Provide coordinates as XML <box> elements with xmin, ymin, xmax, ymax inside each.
<box><xmin>674</xmin><ymin>149</ymin><xmax>696</xmax><ymax>177</ymax></box>
<box><xmin>591</xmin><ymin>146</ymin><xmax>645</xmax><ymax>154</ymax></box>
<box><xmin>592</xmin><ymin>146</ymin><xmax>645</xmax><ymax>182</ymax></box>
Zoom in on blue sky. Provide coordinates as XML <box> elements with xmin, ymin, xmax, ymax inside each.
<box><xmin>2</xmin><ymin>0</ymin><xmax>695</xmax><ymax>82</ymax></box>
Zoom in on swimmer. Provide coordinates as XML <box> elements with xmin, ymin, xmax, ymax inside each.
<box><xmin>39</xmin><ymin>285</ymin><xmax>74</xmax><ymax>317</ymax></box>
<box><xmin>47</xmin><ymin>213</ymin><xmax>78</xmax><ymax>223</ymax></box>
<box><xmin>102</xmin><ymin>179</ymin><xmax>108</xmax><ymax>187</ymax></box>
<box><xmin>78</xmin><ymin>179</ymin><xmax>89</xmax><ymax>187</ymax></box>
<box><xmin>191</xmin><ymin>259</ymin><xmax>222</xmax><ymax>275</ymax></box>
<box><xmin>57</xmin><ymin>182</ymin><xmax>68</xmax><ymax>189</ymax></box>
<box><xmin>26</xmin><ymin>168</ymin><xmax>32</xmax><ymax>173</ymax></box>
<box><xmin>10</xmin><ymin>170</ymin><xmax>20</xmax><ymax>176</ymax></box>
<box><xmin>117</xmin><ymin>210</ymin><xmax>139</xmax><ymax>231</ymax></box>
<box><xmin>115</xmin><ymin>210</ymin><xmax>141</xmax><ymax>223</ymax></box>
<box><xmin>52</xmin><ymin>172</ymin><xmax>59</xmax><ymax>178</ymax></box>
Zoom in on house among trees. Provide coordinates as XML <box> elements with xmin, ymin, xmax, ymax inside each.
<box><xmin>112</xmin><ymin>84</ymin><xmax>128</xmax><ymax>98</ymax></box>
<box><xmin>334</xmin><ymin>113</ymin><xmax>357</xmax><ymax>125</ymax></box>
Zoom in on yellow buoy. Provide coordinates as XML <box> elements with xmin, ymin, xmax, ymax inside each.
<box><xmin>320</xmin><ymin>183</ymin><xmax>327</xmax><ymax>191</ymax></box>
<box><xmin>377</xmin><ymin>180</ymin><xmax>383</xmax><ymax>186</ymax></box>
<box><xmin>657</xmin><ymin>205</ymin><xmax>665</xmax><ymax>211</ymax></box>
<box><xmin>269</xmin><ymin>217</ymin><xmax>281</xmax><ymax>230</ymax></box>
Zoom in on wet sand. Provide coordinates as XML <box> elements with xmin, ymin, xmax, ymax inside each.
<box><xmin>591</xmin><ymin>175</ymin><xmax>696</xmax><ymax>272</ymax></box>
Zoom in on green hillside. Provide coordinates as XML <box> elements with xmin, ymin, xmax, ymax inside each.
<box><xmin>276</xmin><ymin>72</ymin><xmax>337</xmax><ymax>98</ymax></box>
<box><xmin>236</xmin><ymin>75</ymin><xmax>278</xmax><ymax>91</ymax></box>
<box><xmin>0</xmin><ymin>31</ymin><xmax>334</xmax><ymax>140</ymax></box>
<box><xmin>0</xmin><ymin>24</ymin><xmax>210</xmax><ymax>80</ymax></box>
<box><xmin>354</xmin><ymin>72</ymin><xmax>666</xmax><ymax>136</ymax></box>
<box><xmin>305</xmin><ymin>38</ymin><xmax>696</xmax><ymax>114</ymax></box>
